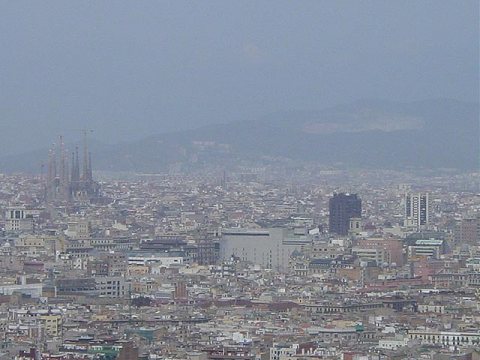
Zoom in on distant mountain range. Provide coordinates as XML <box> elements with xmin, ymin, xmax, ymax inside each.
<box><xmin>1</xmin><ymin>99</ymin><xmax>478</xmax><ymax>173</ymax></box>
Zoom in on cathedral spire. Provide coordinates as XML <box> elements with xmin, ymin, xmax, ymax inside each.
<box><xmin>82</xmin><ymin>129</ymin><xmax>89</xmax><ymax>181</ymax></box>
<box><xmin>59</xmin><ymin>135</ymin><xmax>66</xmax><ymax>185</ymax></box>
<box><xmin>88</xmin><ymin>151</ymin><xmax>93</xmax><ymax>181</ymax></box>
<box><xmin>74</xmin><ymin>146</ymin><xmax>80</xmax><ymax>182</ymax></box>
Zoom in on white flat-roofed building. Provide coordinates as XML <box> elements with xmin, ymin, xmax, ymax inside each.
<box><xmin>408</xmin><ymin>239</ymin><xmax>445</xmax><ymax>259</ymax></box>
<box><xmin>378</xmin><ymin>337</ymin><xmax>408</xmax><ymax>350</ymax></box>
<box><xmin>219</xmin><ymin>228</ymin><xmax>310</xmax><ymax>271</ymax></box>
<box><xmin>0</xmin><ymin>282</ymin><xmax>42</xmax><ymax>298</ymax></box>
<box><xmin>5</xmin><ymin>207</ymin><xmax>39</xmax><ymax>232</ymax></box>
<box><xmin>407</xmin><ymin>329</ymin><xmax>480</xmax><ymax>347</ymax></box>
<box><xmin>128</xmin><ymin>253</ymin><xmax>184</xmax><ymax>268</ymax></box>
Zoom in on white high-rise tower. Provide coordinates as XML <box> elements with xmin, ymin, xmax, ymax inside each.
<box><xmin>404</xmin><ymin>193</ymin><xmax>429</xmax><ymax>228</ymax></box>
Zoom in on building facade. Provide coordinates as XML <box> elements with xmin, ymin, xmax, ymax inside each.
<box><xmin>329</xmin><ymin>193</ymin><xmax>362</xmax><ymax>235</ymax></box>
<box><xmin>404</xmin><ymin>193</ymin><xmax>429</xmax><ymax>228</ymax></box>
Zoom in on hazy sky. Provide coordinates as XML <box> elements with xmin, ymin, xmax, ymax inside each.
<box><xmin>0</xmin><ymin>1</ymin><xmax>478</xmax><ymax>155</ymax></box>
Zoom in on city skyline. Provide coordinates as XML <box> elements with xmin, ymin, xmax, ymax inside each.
<box><xmin>0</xmin><ymin>1</ymin><xmax>478</xmax><ymax>359</ymax></box>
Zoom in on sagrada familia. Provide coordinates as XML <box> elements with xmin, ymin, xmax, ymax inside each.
<box><xmin>45</xmin><ymin>133</ymin><xmax>99</xmax><ymax>205</ymax></box>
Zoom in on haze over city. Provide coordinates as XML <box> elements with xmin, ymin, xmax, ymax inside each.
<box><xmin>0</xmin><ymin>1</ymin><xmax>478</xmax><ymax>159</ymax></box>
<box><xmin>0</xmin><ymin>1</ymin><xmax>479</xmax><ymax>360</ymax></box>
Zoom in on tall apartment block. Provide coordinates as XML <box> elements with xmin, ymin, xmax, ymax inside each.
<box><xmin>404</xmin><ymin>193</ymin><xmax>429</xmax><ymax>228</ymax></box>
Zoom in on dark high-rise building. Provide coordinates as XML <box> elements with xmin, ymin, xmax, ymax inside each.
<box><xmin>329</xmin><ymin>193</ymin><xmax>362</xmax><ymax>235</ymax></box>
